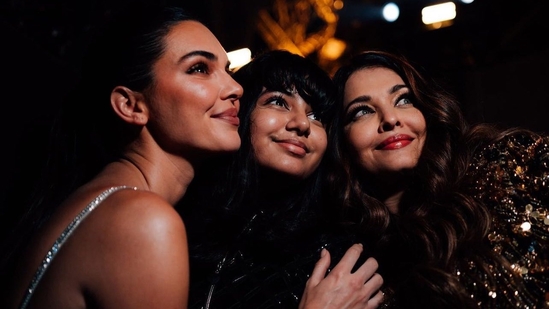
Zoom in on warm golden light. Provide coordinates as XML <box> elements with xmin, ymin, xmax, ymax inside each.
<box><xmin>421</xmin><ymin>2</ymin><xmax>456</xmax><ymax>25</ymax></box>
<box><xmin>256</xmin><ymin>0</ymin><xmax>338</xmax><ymax>57</ymax></box>
<box><xmin>320</xmin><ymin>38</ymin><xmax>346</xmax><ymax>60</ymax></box>
<box><xmin>227</xmin><ymin>48</ymin><xmax>252</xmax><ymax>70</ymax></box>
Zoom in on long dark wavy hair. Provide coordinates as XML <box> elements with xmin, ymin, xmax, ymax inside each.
<box><xmin>327</xmin><ymin>50</ymin><xmax>504</xmax><ymax>307</ymax></box>
<box><xmin>0</xmin><ymin>3</ymin><xmax>200</xmax><ymax>281</ymax></box>
<box><xmin>181</xmin><ymin>49</ymin><xmax>337</xmax><ymax>261</ymax></box>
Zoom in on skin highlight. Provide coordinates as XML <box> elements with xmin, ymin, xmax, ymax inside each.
<box><xmin>1</xmin><ymin>6</ymin><xmax>243</xmax><ymax>309</ymax></box>
<box><xmin>342</xmin><ymin>67</ymin><xmax>426</xmax><ymax>212</ymax></box>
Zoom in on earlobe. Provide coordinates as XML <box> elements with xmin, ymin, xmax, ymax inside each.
<box><xmin>110</xmin><ymin>86</ymin><xmax>148</xmax><ymax>125</ymax></box>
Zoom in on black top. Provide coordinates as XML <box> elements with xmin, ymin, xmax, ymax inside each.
<box><xmin>186</xmin><ymin>210</ymin><xmax>368</xmax><ymax>309</ymax></box>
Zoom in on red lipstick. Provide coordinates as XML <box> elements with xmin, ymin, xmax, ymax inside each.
<box><xmin>377</xmin><ymin>134</ymin><xmax>413</xmax><ymax>150</ymax></box>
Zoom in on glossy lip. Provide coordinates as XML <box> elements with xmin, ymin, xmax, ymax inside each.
<box><xmin>377</xmin><ymin>134</ymin><xmax>414</xmax><ymax>150</ymax></box>
<box><xmin>275</xmin><ymin>138</ymin><xmax>309</xmax><ymax>157</ymax></box>
<box><xmin>212</xmin><ymin>107</ymin><xmax>240</xmax><ymax>126</ymax></box>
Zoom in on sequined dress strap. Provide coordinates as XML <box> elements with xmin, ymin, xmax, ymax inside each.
<box><xmin>18</xmin><ymin>186</ymin><xmax>137</xmax><ymax>309</ymax></box>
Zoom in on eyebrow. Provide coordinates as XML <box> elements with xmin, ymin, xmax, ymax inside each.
<box><xmin>344</xmin><ymin>83</ymin><xmax>407</xmax><ymax>113</ymax></box>
<box><xmin>391</xmin><ymin>84</ymin><xmax>407</xmax><ymax>93</ymax></box>
<box><xmin>178</xmin><ymin>50</ymin><xmax>217</xmax><ymax>64</ymax></box>
<box><xmin>179</xmin><ymin>50</ymin><xmax>232</xmax><ymax>71</ymax></box>
<box><xmin>345</xmin><ymin>95</ymin><xmax>371</xmax><ymax>113</ymax></box>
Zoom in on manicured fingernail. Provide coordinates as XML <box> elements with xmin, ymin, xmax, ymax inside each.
<box><xmin>321</xmin><ymin>248</ymin><xmax>327</xmax><ymax>257</ymax></box>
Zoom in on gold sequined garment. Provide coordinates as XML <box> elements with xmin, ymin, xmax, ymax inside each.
<box><xmin>464</xmin><ymin>132</ymin><xmax>549</xmax><ymax>308</ymax></box>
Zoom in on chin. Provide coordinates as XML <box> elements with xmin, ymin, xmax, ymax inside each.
<box><xmin>220</xmin><ymin>146</ymin><xmax>241</xmax><ymax>153</ymax></box>
<box><xmin>218</xmin><ymin>137</ymin><xmax>241</xmax><ymax>152</ymax></box>
<box><xmin>282</xmin><ymin>169</ymin><xmax>312</xmax><ymax>180</ymax></box>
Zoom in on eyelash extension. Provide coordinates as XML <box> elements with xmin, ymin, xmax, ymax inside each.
<box><xmin>345</xmin><ymin>104</ymin><xmax>372</xmax><ymax>124</ymax></box>
<box><xmin>395</xmin><ymin>91</ymin><xmax>414</xmax><ymax>106</ymax></box>
<box><xmin>264</xmin><ymin>94</ymin><xmax>287</xmax><ymax>108</ymax></box>
<box><xmin>187</xmin><ymin>62</ymin><xmax>209</xmax><ymax>74</ymax></box>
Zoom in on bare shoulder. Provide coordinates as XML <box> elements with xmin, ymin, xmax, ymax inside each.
<box><xmin>6</xmin><ymin>187</ymin><xmax>190</xmax><ymax>309</ymax></box>
<box><xmin>98</xmin><ymin>188</ymin><xmax>185</xmax><ymax>224</ymax></box>
<box><xmin>83</xmin><ymin>188</ymin><xmax>189</xmax><ymax>307</ymax></box>
<box><xmin>63</xmin><ymin>188</ymin><xmax>189</xmax><ymax>307</ymax></box>
<box><xmin>82</xmin><ymin>187</ymin><xmax>188</xmax><ymax>252</ymax></box>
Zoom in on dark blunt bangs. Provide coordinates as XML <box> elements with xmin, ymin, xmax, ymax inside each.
<box><xmin>233</xmin><ymin>50</ymin><xmax>335</xmax><ymax>124</ymax></box>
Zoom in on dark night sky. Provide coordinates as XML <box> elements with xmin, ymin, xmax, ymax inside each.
<box><xmin>1</xmin><ymin>0</ymin><xmax>549</xmax><ymax>206</ymax></box>
<box><xmin>2</xmin><ymin>0</ymin><xmax>548</xmax><ymax>130</ymax></box>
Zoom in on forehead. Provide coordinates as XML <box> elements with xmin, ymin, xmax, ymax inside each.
<box><xmin>343</xmin><ymin>67</ymin><xmax>405</xmax><ymax>107</ymax></box>
<box><xmin>162</xmin><ymin>20</ymin><xmax>228</xmax><ymax>62</ymax></box>
<box><xmin>346</xmin><ymin>67</ymin><xmax>403</xmax><ymax>91</ymax></box>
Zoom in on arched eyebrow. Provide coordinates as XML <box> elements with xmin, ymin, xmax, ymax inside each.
<box><xmin>345</xmin><ymin>95</ymin><xmax>371</xmax><ymax>113</ymax></box>
<box><xmin>179</xmin><ymin>50</ymin><xmax>232</xmax><ymax>72</ymax></box>
<box><xmin>344</xmin><ymin>84</ymin><xmax>407</xmax><ymax>113</ymax></box>
<box><xmin>178</xmin><ymin>50</ymin><xmax>217</xmax><ymax>64</ymax></box>
<box><xmin>391</xmin><ymin>84</ymin><xmax>407</xmax><ymax>93</ymax></box>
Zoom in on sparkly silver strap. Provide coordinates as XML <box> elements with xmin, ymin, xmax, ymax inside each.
<box><xmin>18</xmin><ymin>186</ymin><xmax>137</xmax><ymax>309</ymax></box>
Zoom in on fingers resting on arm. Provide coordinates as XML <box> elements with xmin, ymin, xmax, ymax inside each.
<box><xmin>299</xmin><ymin>243</ymin><xmax>384</xmax><ymax>309</ymax></box>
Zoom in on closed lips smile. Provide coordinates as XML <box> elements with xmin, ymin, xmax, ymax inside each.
<box><xmin>276</xmin><ymin>139</ymin><xmax>308</xmax><ymax>157</ymax></box>
<box><xmin>212</xmin><ymin>108</ymin><xmax>240</xmax><ymax>126</ymax></box>
<box><xmin>377</xmin><ymin>134</ymin><xmax>414</xmax><ymax>150</ymax></box>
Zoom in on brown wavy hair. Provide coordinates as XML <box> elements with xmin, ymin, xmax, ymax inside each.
<box><xmin>327</xmin><ymin>50</ymin><xmax>504</xmax><ymax>308</ymax></box>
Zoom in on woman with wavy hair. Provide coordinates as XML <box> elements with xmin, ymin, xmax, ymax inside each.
<box><xmin>328</xmin><ymin>50</ymin><xmax>548</xmax><ymax>308</ymax></box>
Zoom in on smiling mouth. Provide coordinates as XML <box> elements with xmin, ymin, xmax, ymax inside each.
<box><xmin>377</xmin><ymin>135</ymin><xmax>414</xmax><ymax>150</ymax></box>
<box><xmin>213</xmin><ymin>115</ymin><xmax>240</xmax><ymax>126</ymax></box>
<box><xmin>378</xmin><ymin>140</ymin><xmax>412</xmax><ymax>150</ymax></box>
<box><xmin>276</xmin><ymin>140</ymin><xmax>308</xmax><ymax>157</ymax></box>
<box><xmin>212</xmin><ymin>109</ymin><xmax>240</xmax><ymax>126</ymax></box>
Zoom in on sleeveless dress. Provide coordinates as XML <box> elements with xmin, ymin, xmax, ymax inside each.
<box><xmin>18</xmin><ymin>186</ymin><xmax>137</xmax><ymax>309</ymax></box>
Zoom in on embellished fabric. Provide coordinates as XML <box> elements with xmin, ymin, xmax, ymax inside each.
<box><xmin>462</xmin><ymin>132</ymin><xmax>549</xmax><ymax>308</ymax></box>
<box><xmin>18</xmin><ymin>186</ymin><xmax>137</xmax><ymax>309</ymax></box>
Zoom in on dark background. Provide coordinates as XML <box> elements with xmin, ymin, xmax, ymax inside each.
<box><xmin>1</xmin><ymin>0</ymin><xmax>549</xmax><ymax>206</ymax></box>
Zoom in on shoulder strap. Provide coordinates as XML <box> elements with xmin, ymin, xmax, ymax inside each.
<box><xmin>18</xmin><ymin>186</ymin><xmax>137</xmax><ymax>309</ymax></box>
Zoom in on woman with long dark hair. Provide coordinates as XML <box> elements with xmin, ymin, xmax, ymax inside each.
<box><xmin>181</xmin><ymin>49</ymin><xmax>384</xmax><ymax>309</ymax></box>
<box><xmin>329</xmin><ymin>50</ymin><xmax>548</xmax><ymax>308</ymax></box>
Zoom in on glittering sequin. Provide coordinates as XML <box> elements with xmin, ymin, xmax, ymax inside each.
<box><xmin>18</xmin><ymin>186</ymin><xmax>137</xmax><ymax>309</ymax></box>
<box><xmin>462</xmin><ymin>133</ymin><xmax>549</xmax><ymax>308</ymax></box>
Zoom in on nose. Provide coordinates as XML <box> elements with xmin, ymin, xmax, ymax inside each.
<box><xmin>286</xmin><ymin>110</ymin><xmax>311</xmax><ymax>137</ymax></box>
<box><xmin>221</xmin><ymin>74</ymin><xmax>244</xmax><ymax>104</ymax></box>
<box><xmin>379</xmin><ymin>110</ymin><xmax>401</xmax><ymax>132</ymax></box>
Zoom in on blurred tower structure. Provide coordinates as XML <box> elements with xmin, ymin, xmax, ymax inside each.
<box><xmin>256</xmin><ymin>0</ymin><xmax>346</xmax><ymax>71</ymax></box>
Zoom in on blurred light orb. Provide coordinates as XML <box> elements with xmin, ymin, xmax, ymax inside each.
<box><xmin>461</xmin><ymin>0</ymin><xmax>474</xmax><ymax>3</ymax></box>
<box><xmin>382</xmin><ymin>2</ymin><xmax>400</xmax><ymax>22</ymax></box>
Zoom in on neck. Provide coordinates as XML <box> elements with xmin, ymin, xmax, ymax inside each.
<box><xmin>99</xmin><ymin>151</ymin><xmax>196</xmax><ymax>205</ymax></box>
